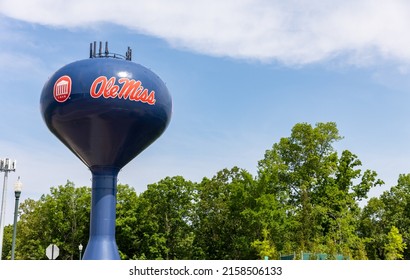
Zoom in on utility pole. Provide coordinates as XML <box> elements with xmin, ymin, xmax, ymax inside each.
<box><xmin>0</xmin><ymin>158</ymin><xmax>16</xmax><ymax>260</ymax></box>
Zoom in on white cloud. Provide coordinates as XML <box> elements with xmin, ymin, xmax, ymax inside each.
<box><xmin>2</xmin><ymin>0</ymin><xmax>410</xmax><ymax>65</ymax></box>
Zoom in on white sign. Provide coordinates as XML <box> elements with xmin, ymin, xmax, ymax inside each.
<box><xmin>46</xmin><ymin>244</ymin><xmax>59</xmax><ymax>260</ymax></box>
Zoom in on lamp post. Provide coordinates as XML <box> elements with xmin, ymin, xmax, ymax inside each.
<box><xmin>79</xmin><ymin>244</ymin><xmax>83</xmax><ymax>260</ymax></box>
<box><xmin>11</xmin><ymin>177</ymin><xmax>22</xmax><ymax>260</ymax></box>
<box><xmin>0</xmin><ymin>158</ymin><xmax>16</xmax><ymax>260</ymax></box>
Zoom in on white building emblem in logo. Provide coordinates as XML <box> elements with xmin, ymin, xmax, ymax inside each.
<box><xmin>53</xmin><ymin>75</ymin><xmax>72</xmax><ymax>102</ymax></box>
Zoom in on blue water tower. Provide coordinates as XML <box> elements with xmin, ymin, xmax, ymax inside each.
<box><xmin>40</xmin><ymin>42</ymin><xmax>172</xmax><ymax>259</ymax></box>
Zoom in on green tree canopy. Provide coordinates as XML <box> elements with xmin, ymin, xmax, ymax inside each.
<box><xmin>385</xmin><ymin>226</ymin><xmax>406</xmax><ymax>260</ymax></box>
<box><xmin>136</xmin><ymin>176</ymin><xmax>197</xmax><ymax>260</ymax></box>
<box><xmin>12</xmin><ymin>181</ymin><xmax>90</xmax><ymax>260</ymax></box>
<box><xmin>257</xmin><ymin>122</ymin><xmax>383</xmax><ymax>258</ymax></box>
<box><xmin>360</xmin><ymin>173</ymin><xmax>410</xmax><ymax>259</ymax></box>
<box><xmin>2</xmin><ymin>122</ymin><xmax>398</xmax><ymax>260</ymax></box>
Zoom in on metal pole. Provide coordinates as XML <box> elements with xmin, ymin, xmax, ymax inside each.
<box><xmin>0</xmin><ymin>171</ymin><xmax>9</xmax><ymax>260</ymax></box>
<box><xmin>11</xmin><ymin>189</ymin><xmax>21</xmax><ymax>260</ymax></box>
<box><xmin>0</xmin><ymin>158</ymin><xmax>16</xmax><ymax>260</ymax></box>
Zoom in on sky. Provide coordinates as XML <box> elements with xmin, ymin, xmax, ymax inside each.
<box><xmin>2</xmin><ymin>0</ymin><xmax>410</xmax><ymax>225</ymax></box>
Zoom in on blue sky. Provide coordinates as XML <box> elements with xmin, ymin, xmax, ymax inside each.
<box><xmin>2</xmin><ymin>0</ymin><xmax>410</xmax><ymax>225</ymax></box>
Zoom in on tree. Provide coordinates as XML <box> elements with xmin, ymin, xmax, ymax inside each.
<box><xmin>359</xmin><ymin>197</ymin><xmax>387</xmax><ymax>259</ymax></box>
<box><xmin>116</xmin><ymin>184</ymin><xmax>140</xmax><ymax>259</ymax></box>
<box><xmin>385</xmin><ymin>226</ymin><xmax>406</xmax><ymax>260</ymax></box>
<box><xmin>1</xmin><ymin>225</ymin><xmax>13</xmax><ymax>260</ymax></box>
<box><xmin>360</xmin><ymin>174</ymin><xmax>410</xmax><ymax>259</ymax></box>
<box><xmin>194</xmin><ymin>167</ymin><xmax>257</xmax><ymax>259</ymax></box>
<box><xmin>251</xmin><ymin>228</ymin><xmax>277</xmax><ymax>260</ymax></box>
<box><xmin>257</xmin><ymin>122</ymin><xmax>382</xmax><ymax>258</ymax></box>
<box><xmin>242</xmin><ymin>179</ymin><xmax>290</xmax><ymax>257</ymax></box>
<box><xmin>136</xmin><ymin>176</ymin><xmax>197</xmax><ymax>259</ymax></box>
<box><xmin>12</xmin><ymin>181</ymin><xmax>91</xmax><ymax>259</ymax></box>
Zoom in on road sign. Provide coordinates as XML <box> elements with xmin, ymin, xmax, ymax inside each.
<box><xmin>46</xmin><ymin>244</ymin><xmax>59</xmax><ymax>260</ymax></box>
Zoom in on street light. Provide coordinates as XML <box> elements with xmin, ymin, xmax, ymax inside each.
<box><xmin>79</xmin><ymin>244</ymin><xmax>83</xmax><ymax>260</ymax></box>
<box><xmin>0</xmin><ymin>158</ymin><xmax>16</xmax><ymax>260</ymax></box>
<box><xmin>11</xmin><ymin>177</ymin><xmax>22</xmax><ymax>260</ymax></box>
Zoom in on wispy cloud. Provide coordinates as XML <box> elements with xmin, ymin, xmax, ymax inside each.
<box><xmin>2</xmin><ymin>0</ymin><xmax>410</xmax><ymax>65</ymax></box>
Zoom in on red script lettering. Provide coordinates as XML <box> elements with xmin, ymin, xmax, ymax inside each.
<box><xmin>90</xmin><ymin>76</ymin><xmax>156</xmax><ymax>105</ymax></box>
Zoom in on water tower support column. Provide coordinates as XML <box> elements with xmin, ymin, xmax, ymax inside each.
<box><xmin>82</xmin><ymin>167</ymin><xmax>120</xmax><ymax>260</ymax></box>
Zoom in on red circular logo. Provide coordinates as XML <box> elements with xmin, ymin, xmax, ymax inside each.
<box><xmin>53</xmin><ymin>76</ymin><xmax>72</xmax><ymax>102</ymax></box>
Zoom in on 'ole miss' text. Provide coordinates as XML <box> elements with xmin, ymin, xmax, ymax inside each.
<box><xmin>90</xmin><ymin>76</ymin><xmax>156</xmax><ymax>105</ymax></box>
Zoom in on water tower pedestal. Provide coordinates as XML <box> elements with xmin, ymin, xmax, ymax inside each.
<box><xmin>83</xmin><ymin>167</ymin><xmax>120</xmax><ymax>260</ymax></box>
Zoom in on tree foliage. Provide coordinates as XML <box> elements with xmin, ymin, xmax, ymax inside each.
<box><xmin>194</xmin><ymin>167</ymin><xmax>257</xmax><ymax>259</ymax></box>
<box><xmin>256</xmin><ymin>122</ymin><xmax>382</xmax><ymax>258</ymax></box>
<box><xmin>3</xmin><ymin>122</ymin><xmax>408</xmax><ymax>260</ymax></box>
<box><xmin>360</xmin><ymin>174</ymin><xmax>410</xmax><ymax>259</ymax></box>
<box><xmin>9</xmin><ymin>181</ymin><xmax>90</xmax><ymax>260</ymax></box>
<box><xmin>135</xmin><ymin>176</ymin><xmax>197</xmax><ymax>260</ymax></box>
<box><xmin>384</xmin><ymin>226</ymin><xmax>406</xmax><ymax>260</ymax></box>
